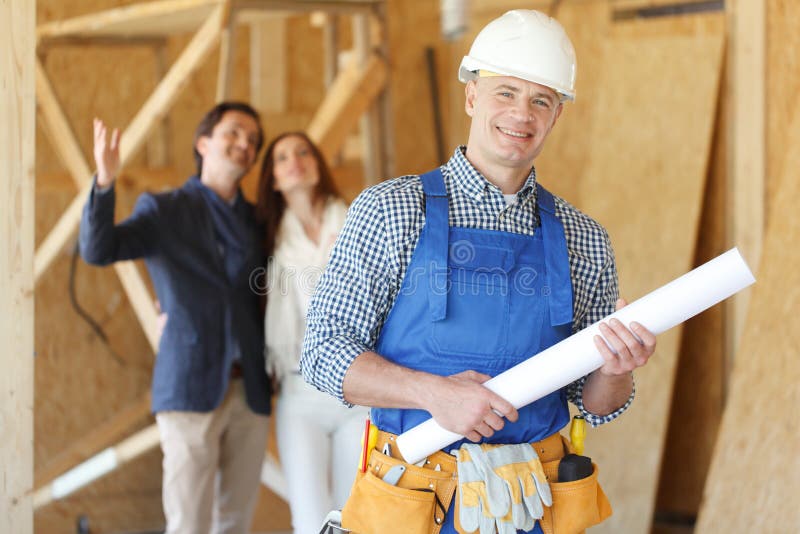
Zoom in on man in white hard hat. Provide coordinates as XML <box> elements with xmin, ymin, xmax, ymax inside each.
<box><xmin>303</xmin><ymin>10</ymin><xmax>656</xmax><ymax>534</ymax></box>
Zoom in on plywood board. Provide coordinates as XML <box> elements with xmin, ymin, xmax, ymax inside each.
<box><xmin>655</xmin><ymin>84</ymin><xmax>727</xmax><ymax>516</ymax></box>
<box><xmin>575</xmin><ymin>14</ymin><xmax>724</xmax><ymax>534</ymax></box>
<box><xmin>694</xmin><ymin>86</ymin><xmax>800</xmax><ymax>534</ymax></box>
<box><xmin>766</xmin><ymin>0</ymin><xmax>800</xmax><ymax>222</ymax></box>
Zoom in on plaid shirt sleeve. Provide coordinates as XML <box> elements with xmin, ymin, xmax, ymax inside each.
<box><xmin>562</xmin><ymin>224</ymin><xmax>636</xmax><ymax>427</ymax></box>
<box><xmin>300</xmin><ymin>187</ymin><xmax>396</xmax><ymax>405</ymax></box>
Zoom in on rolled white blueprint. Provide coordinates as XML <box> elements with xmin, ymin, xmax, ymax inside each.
<box><xmin>396</xmin><ymin>247</ymin><xmax>755</xmax><ymax>463</ymax></box>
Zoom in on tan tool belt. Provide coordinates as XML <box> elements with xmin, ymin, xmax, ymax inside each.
<box><xmin>343</xmin><ymin>430</ymin><xmax>608</xmax><ymax>534</ymax></box>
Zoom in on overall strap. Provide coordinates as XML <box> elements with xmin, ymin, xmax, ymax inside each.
<box><xmin>420</xmin><ymin>168</ymin><xmax>449</xmax><ymax>322</ymax></box>
<box><xmin>536</xmin><ymin>184</ymin><xmax>574</xmax><ymax>326</ymax></box>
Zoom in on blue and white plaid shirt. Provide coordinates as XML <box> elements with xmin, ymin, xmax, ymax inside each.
<box><xmin>301</xmin><ymin>147</ymin><xmax>633</xmax><ymax>426</ymax></box>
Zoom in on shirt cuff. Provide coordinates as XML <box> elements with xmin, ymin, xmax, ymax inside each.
<box><xmin>94</xmin><ymin>178</ymin><xmax>114</xmax><ymax>194</ymax></box>
<box><xmin>569</xmin><ymin>374</ymin><xmax>636</xmax><ymax>427</ymax></box>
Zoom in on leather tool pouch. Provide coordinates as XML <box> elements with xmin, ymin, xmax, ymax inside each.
<box><xmin>341</xmin><ymin>448</ymin><xmax>457</xmax><ymax>534</ymax></box>
<box><xmin>538</xmin><ymin>438</ymin><xmax>612</xmax><ymax>534</ymax></box>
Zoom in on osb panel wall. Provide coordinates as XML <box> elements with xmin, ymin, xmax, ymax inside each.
<box><xmin>575</xmin><ymin>14</ymin><xmax>724</xmax><ymax>534</ymax></box>
<box><xmin>695</xmin><ymin>93</ymin><xmax>800</xmax><ymax>534</ymax></box>
<box><xmin>766</xmin><ymin>0</ymin><xmax>800</xmax><ymax>219</ymax></box>
<box><xmin>655</xmin><ymin>83</ymin><xmax>727</xmax><ymax>517</ymax></box>
<box><xmin>34</xmin><ymin>172</ymin><xmax>162</xmax><ymax>533</ymax></box>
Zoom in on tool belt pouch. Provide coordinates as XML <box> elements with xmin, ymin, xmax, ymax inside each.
<box><xmin>341</xmin><ymin>449</ymin><xmax>457</xmax><ymax>534</ymax></box>
<box><xmin>539</xmin><ymin>459</ymin><xmax>612</xmax><ymax>534</ymax></box>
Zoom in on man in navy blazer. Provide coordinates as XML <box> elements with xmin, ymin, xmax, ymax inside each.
<box><xmin>80</xmin><ymin>101</ymin><xmax>272</xmax><ymax>534</ymax></box>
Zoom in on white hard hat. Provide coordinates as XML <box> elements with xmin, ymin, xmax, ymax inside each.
<box><xmin>459</xmin><ymin>9</ymin><xmax>577</xmax><ymax>101</ymax></box>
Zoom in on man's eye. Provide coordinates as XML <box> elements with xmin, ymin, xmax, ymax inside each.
<box><xmin>534</xmin><ymin>99</ymin><xmax>551</xmax><ymax>108</ymax></box>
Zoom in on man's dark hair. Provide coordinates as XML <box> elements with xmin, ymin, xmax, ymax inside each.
<box><xmin>193</xmin><ymin>101</ymin><xmax>264</xmax><ymax>174</ymax></box>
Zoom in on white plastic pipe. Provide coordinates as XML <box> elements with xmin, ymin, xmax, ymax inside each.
<box><xmin>396</xmin><ymin>248</ymin><xmax>756</xmax><ymax>463</ymax></box>
<box><xmin>33</xmin><ymin>424</ymin><xmax>161</xmax><ymax>509</ymax></box>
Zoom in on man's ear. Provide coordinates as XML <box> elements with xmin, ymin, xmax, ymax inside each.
<box><xmin>549</xmin><ymin>102</ymin><xmax>564</xmax><ymax>130</ymax></box>
<box><xmin>195</xmin><ymin>136</ymin><xmax>209</xmax><ymax>158</ymax></box>
<box><xmin>464</xmin><ymin>80</ymin><xmax>477</xmax><ymax>117</ymax></box>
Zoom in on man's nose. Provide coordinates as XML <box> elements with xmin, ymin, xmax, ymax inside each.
<box><xmin>511</xmin><ymin>102</ymin><xmax>534</xmax><ymax>122</ymax></box>
<box><xmin>237</xmin><ymin>134</ymin><xmax>253</xmax><ymax>150</ymax></box>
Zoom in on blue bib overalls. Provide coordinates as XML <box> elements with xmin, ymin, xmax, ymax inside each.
<box><xmin>371</xmin><ymin>169</ymin><xmax>575</xmax><ymax>533</ymax></box>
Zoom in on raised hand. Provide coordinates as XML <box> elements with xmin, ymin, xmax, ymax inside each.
<box><xmin>93</xmin><ymin>118</ymin><xmax>121</xmax><ymax>187</ymax></box>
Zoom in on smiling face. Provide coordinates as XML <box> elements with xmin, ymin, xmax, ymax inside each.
<box><xmin>464</xmin><ymin>75</ymin><xmax>563</xmax><ymax>179</ymax></box>
<box><xmin>271</xmin><ymin>134</ymin><xmax>321</xmax><ymax>196</ymax></box>
<box><xmin>195</xmin><ymin>110</ymin><xmax>261</xmax><ymax>184</ymax></box>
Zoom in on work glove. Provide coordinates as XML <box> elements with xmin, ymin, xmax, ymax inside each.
<box><xmin>481</xmin><ymin>443</ymin><xmax>552</xmax><ymax>531</ymax></box>
<box><xmin>456</xmin><ymin>445</ymin><xmax>507</xmax><ymax>534</ymax></box>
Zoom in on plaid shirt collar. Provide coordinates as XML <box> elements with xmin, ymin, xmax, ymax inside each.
<box><xmin>446</xmin><ymin>145</ymin><xmax>539</xmax><ymax>207</ymax></box>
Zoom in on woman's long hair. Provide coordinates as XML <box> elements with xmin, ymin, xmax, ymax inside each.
<box><xmin>256</xmin><ymin>132</ymin><xmax>341</xmax><ymax>257</ymax></box>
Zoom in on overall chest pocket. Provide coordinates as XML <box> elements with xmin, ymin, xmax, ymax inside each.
<box><xmin>431</xmin><ymin>244</ymin><xmax>514</xmax><ymax>358</ymax></box>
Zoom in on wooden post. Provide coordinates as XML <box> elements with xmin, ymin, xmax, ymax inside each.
<box><xmin>322</xmin><ymin>13</ymin><xmax>339</xmax><ymax>89</ymax></box>
<box><xmin>0</xmin><ymin>0</ymin><xmax>35</xmax><ymax>530</ymax></box>
<box><xmin>724</xmin><ymin>0</ymin><xmax>765</xmax><ymax>380</ymax></box>
<box><xmin>249</xmin><ymin>15</ymin><xmax>288</xmax><ymax>113</ymax></box>
<box><xmin>352</xmin><ymin>13</ymin><xmax>384</xmax><ymax>185</ymax></box>
<box><xmin>146</xmin><ymin>45</ymin><xmax>171</xmax><ymax>167</ymax></box>
<box><xmin>216</xmin><ymin>17</ymin><xmax>236</xmax><ymax>101</ymax></box>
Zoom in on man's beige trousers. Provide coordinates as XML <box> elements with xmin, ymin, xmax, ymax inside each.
<box><xmin>156</xmin><ymin>379</ymin><xmax>269</xmax><ymax>534</ymax></box>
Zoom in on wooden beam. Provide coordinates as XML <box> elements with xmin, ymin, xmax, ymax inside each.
<box><xmin>35</xmin><ymin>58</ymin><xmax>91</xmax><ymax>188</ymax></box>
<box><xmin>34</xmin><ymin>183</ymin><xmax>90</xmax><ymax>282</ymax></box>
<box><xmin>249</xmin><ymin>16</ymin><xmax>288</xmax><ymax>113</ymax></box>
<box><xmin>306</xmin><ymin>52</ymin><xmax>388</xmax><ymax>162</ymax></box>
<box><xmin>724</xmin><ymin>0</ymin><xmax>764</xmax><ymax>372</ymax></box>
<box><xmin>36</xmin><ymin>0</ymin><xmax>222</xmax><ymax>41</ymax></box>
<box><xmin>146</xmin><ymin>45</ymin><xmax>172</xmax><ymax>167</ymax></box>
<box><xmin>113</xmin><ymin>262</ymin><xmax>160</xmax><ymax>350</ymax></box>
<box><xmin>234</xmin><ymin>0</ymin><xmax>379</xmax><ymax>16</ymax></box>
<box><xmin>1</xmin><ymin>0</ymin><xmax>35</xmax><ymax>530</ymax></box>
<box><xmin>34</xmin><ymin>394</ymin><xmax>152</xmax><ymax>489</ymax></box>
<box><xmin>322</xmin><ymin>14</ymin><xmax>340</xmax><ymax>88</ymax></box>
<box><xmin>216</xmin><ymin>18</ymin><xmax>237</xmax><ymax>101</ymax></box>
<box><xmin>352</xmin><ymin>13</ymin><xmax>384</xmax><ymax>185</ymax></box>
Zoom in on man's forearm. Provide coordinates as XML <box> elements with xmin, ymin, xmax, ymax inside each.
<box><xmin>341</xmin><ymin>351</ymin><xmax>519</xmax><ymax>441</ymax></box>
<box><xmin>580</xmin><ymin>370</ymin><xmax>633</xmax><ymax>416</ymax></box>
<box><xmin>342</xmin><ymin>351</ymin><xmax>441</xmax><ymax>410</ymax></box>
